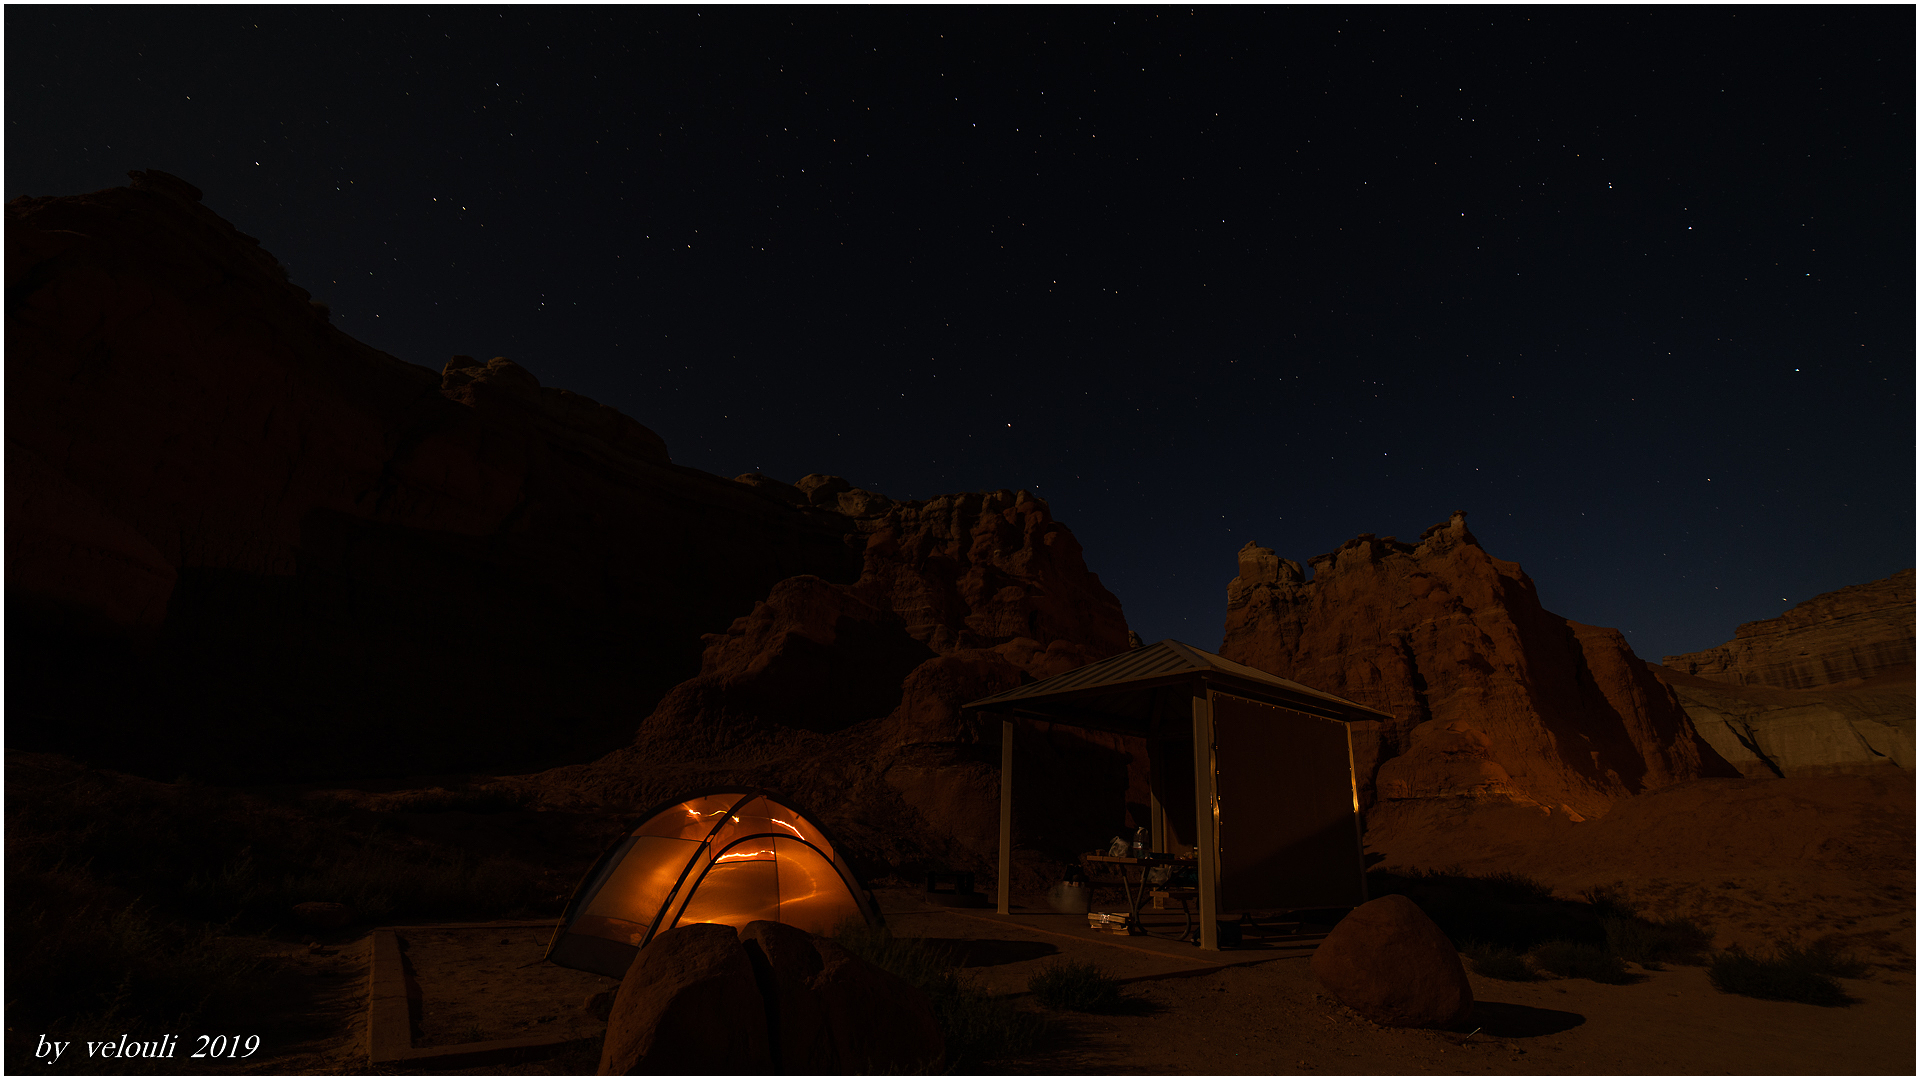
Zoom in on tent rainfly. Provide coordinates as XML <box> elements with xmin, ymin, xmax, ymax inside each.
<box><xmin>963</xmin><ymin>639</ymin><xmax>1396</xmax><ymax>950</ymax></box>
<box><xmin>546</xmin><ymin>790</ymin><xmax>877</xmax><ymax>978</ymax></box>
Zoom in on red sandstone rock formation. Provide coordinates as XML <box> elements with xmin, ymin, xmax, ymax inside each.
<box><xmin>1219</xmin><ymin>512</ymin><xmax>1736</xmax><ymax>819</ymax></box>
<box><xmin>6</xmin><ymin>171</ymin><xmax>861</xmax><ymax>778</ymax></box>
<box><xmin>529</xmin><ymin>486</ymin><xmax>1138</xmax><ymax>879</ymax></box>
<box><xmin>7</xmin><ymin>171</ymin><xmax>1143</xmax><ymax>883</ymax></box>
<box><xmin>634</xmin><ymin>486</ymin><xmax>1130</xmax><ymax>749</ymax></box>
<box><xmin>1662</xmin><ymin>570</ymin><xmax>1914</xmax><ymax>690</ymax></box>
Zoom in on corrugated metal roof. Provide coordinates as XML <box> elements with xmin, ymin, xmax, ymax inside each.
<box><xmin>962</xmin><ymin>638</ymin><xmax>1393</xmax><ymax>721</ymax></box>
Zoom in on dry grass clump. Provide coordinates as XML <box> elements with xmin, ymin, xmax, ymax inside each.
<box><xmin>1377</xmin><ymin>871</ymin><xmax>1728</xmax><ymax>989</ymax></box>
<box><xmin>1027</xmin><ymin>958</ymin><xmax>1127</xmax><ymax>1012</ymax></box>
<box><xmin>1582</xmin><ymin>884</ymin><xmax>1713</xmax><ymax>968</ymax></box>
<box><xmin>1368</xmin><ymin>866</ymin><xmax>1591</xmax><ymax>953</ymax></box>
<box><xmin>1708</xmin><ymin>941</ymin><xmax>1867</xmax><ymax>1006</ymax></box>
<box><xmin>1601</xmin><ymin>914</ymin><xmax>1713</xmax><ymax>967</ymax></box>
<box><xmin>1463</xmin><ymin>941</ymin><xmax>1541</xmax><ymax>981</ymax></box>
<box><xmin>1528</xmin><ymin>940</ymin><xmax>1634</xmax><ymax>984</ymax></box>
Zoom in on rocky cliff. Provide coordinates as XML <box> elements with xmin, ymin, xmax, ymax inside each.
<box><xmin>1649</xmin><ymin>665</ymin><xmax>1913</xmax><ymax>780</ymax></box>
<box><xmin>1652</xmin><ymin>569</ymin><xmax>1915</xmax><ymax>779</ymax></box>
<box><xmin>526</xmin><ymin>486</ymin><xmax>1141</xmax><ymax>881</ymax></box>
<box><xmin>6</xmin><ymin>171</ymin><xmax>865</xmax><ymax>779</ymax></box>
<box><xmin>1219</xmin><ymin>513</ymin><xmax>1736</xmax><ymax>819</ymax></box>
<box><xmin>1662</xmin><ymin>570</ymin><xmax>1914</xmax><ymax>690</ymax></box>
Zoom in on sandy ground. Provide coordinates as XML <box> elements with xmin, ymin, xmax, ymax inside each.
<box><xmin>398</xmin><ymin>925</ymin><xmax>615</xmax><ymax>1048</ymax></box>
<box><xmin>220</xmin><ymin>773</ymin><xmax>1913</xmax><ymax>1075</ymax></box>
<box><xmin>262</xmin><ymin>887</ymin><xmax>1909</xmax><ymax>1076</ymax></box>
<box><xmin>221</xmin><ymin>936</ymin><xmax>372</xmax><ymax>1075</ymax></box>
<box><xmin>901</xmin><ymin>898</ymin><xmax>1915</xmax><ymax>1076</ymax></box>
<box><xmin>1363</xmin><ymin>774</ymin><xmax>1916</xmax><ymax>974</ymax></box>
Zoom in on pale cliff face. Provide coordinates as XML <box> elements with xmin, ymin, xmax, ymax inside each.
<box><xmin>1652</xmin><ymin>568</ymin><xmax>1915</xmax><ymax>780</ymax></box>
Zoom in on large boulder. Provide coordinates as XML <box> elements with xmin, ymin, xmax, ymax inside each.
<box><xmin>739</xmin><ymin>920</ymin><xmax>943</xmax><ymax>1073</ymax></box>
<box><xmin>598</xmin><ymin>923</ymin><xmax>772</xmax><ymax>1076</ymax></box>
<box><xmin>1311</xmin><ymin>894</ymin><xmax>1473</xmax><ymax>1029</ymax></box>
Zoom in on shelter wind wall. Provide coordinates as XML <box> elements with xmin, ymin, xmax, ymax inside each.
<box><xmin>1211</xmin><ymin>693</ymin><xmax>1366</xmax><ymax>911</ymax></box>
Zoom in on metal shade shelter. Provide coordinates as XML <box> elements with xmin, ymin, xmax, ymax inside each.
<box><xmin>964</xmin><ymin>639</ymin><xmax>1394</xmax><ymax>950</ymax></box>
<box><xmin>547</xmin><ymin>789</ymin><xmax>877</xmax><ymax>978</ymax></box>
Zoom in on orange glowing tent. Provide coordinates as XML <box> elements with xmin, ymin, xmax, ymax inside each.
<box><xmin>545</xmin><ymin>789</ymin><xmax>878</xmax><ymax>978</ymax></box>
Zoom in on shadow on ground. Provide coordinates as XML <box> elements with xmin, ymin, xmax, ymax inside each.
<box><xmin>1467</xmin><ymin>1000</ymin><xmax>1586</xmax><ymax>1037</ymax></box>
<box><xmin>908</xmin><ymin>937</ymin><xmax>1062</xmax><ymax>967</ymax></box>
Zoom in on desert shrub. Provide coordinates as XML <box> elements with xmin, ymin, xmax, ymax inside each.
<box><xmin>1478</xmin><ymin>870</ymin><xmax>1557</xmax><ymax>904</ymax></box>
<box><xmin>1027</xmin><ymin>959</ymin><xmax>1126</xmax><ymax>1012</ymax></box>
<box><xmin>10</xmin><ymin>756</ymin><xmax>546</xmax><ymax>930</ymax></box>
<box><xmin>1529</xmin><ymin>940</ymin><xmax>1633</xmax><ymax>984</ymax></box>
<box><xmin>5</xmin><ymin>869</ymin><xmax>269</xmax><ymax>1074</ymax></box>
<box><xmin>1602</xmin><ymin>914</ymin><xmax>1713</xmax><ymax>967</ymax></box>
<box><xmin>1464</xmin><ymin>941</ymin><xmax>1539</xmax><ymax>981</ymax></box>
<box><xmin>1708</xmin><ymin>945</ymin><xmax>1860</xmax><ymax>1006</ymax></box>
<box><xmin>1580</xmin><ymin>883</ymin><xmax>1639</xmax><ymax>920</ymax></box>
<box><xmin>1783</xmin><ymin>940</ymin><xmax>1869</xmax><ymax>978</ymax></box>
<box><xmin>834</xmin><ymin>920</ymin><xmax>1049</xmax><ymax>1069</ymax></box>
<box><xmin>290</xmin><ymin>847</ymin><xmax>531</xmax><ymax>923</ymax></box>
<box><xmin>176</xmin><ymin>841</ymin><xmax>538</xmax><ymax>926</ymax></box>
<box><xmin>6</xmin><ymin>753</ymin><xmax>556</xmax><ymax>1074</ymax></box>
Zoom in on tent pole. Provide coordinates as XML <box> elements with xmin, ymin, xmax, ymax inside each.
<box><xmin>1191</xmin><ymin>682</ymin><xmax>1220</xmax><ymax>950</ymax></box>
<box><xmin>998</xmin><ymin>714</ymin><xmax>1014</xmax><ymax>915</ymax></box>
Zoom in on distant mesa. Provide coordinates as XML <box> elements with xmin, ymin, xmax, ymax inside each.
<box><xmin>1220</xmin><ymin>511</ymin><xmax>1739</xmax><ymax>820</ymax></box>
<box><xmin>1661</xmin><ymin>570</ymin><xmax>1915</xmax><ymax>690</ymax></box>
<box><xmin>1651</xmin><ymin>569</ymin><xmax>1914</xmax><ymax>780</ymax></box>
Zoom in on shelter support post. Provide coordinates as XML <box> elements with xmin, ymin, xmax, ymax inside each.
<box><xmin>998</xmin><ymin>715</ymin><xmax>1013</xmax><ymax>915</ymax></box>
<box><xmin>1191</xmin><ymin>683</ymin><xmax>1220</xmax><ymax>950</ymax></box>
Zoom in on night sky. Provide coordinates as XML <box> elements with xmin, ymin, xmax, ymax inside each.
<box><xmin>7</xmin><ymin>7</ymin><xmax>1913</xmax><ymax>662</ymax></box>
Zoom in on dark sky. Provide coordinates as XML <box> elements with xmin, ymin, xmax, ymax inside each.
<box><xmin>7</xmin><ymin>7</ymin><xmax>1913</xmax><ymax>661</ymax></box>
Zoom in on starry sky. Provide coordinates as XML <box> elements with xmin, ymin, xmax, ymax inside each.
<box><xmin>7</xmin><ymin>7</ymin><xmax>1913</xmax><ymax>662</ymax></box>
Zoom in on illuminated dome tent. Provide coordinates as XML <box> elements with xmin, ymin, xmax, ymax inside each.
<box><xmin>547</xmin><ymin>789</ymin><xmax>877</xmax><ymax>978</ymax></box>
